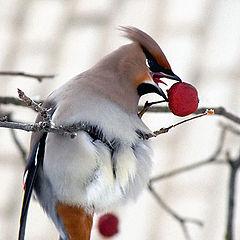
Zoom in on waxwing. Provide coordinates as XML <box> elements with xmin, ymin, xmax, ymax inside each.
<box><xmin>18</xmin><ymin>26</ymin><xmax>181</xmax><ymax>240</ymax></box>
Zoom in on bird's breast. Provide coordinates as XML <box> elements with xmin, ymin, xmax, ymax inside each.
<box><xmin>44</xmin><ymin>130</ymin><xmax>152</xmax><ymax>212</ymax></box>
<box><xmin>43</xmin><ymin>97</ymin><xmax>152</xmax><ymax>212</ymax></box>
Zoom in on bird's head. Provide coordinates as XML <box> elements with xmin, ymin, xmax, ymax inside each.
<box><xmin>119</xmin><ymin>26</ymin><xmax>181</xmax><ymax>101</ymax></box>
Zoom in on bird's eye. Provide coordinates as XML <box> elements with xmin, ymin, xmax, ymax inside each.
<box><xmin>146</xmin><ymin>58</ymin><xmax>159</xmax><ymax>72</ymax></box>
<box><xmin>145</xmin><ymin>59</ymin><xmax>150</xmax><ymax>68</ymax></box>
<box><xmin>146</xmin><ymin>59</ymin><xmax>154</xmax><ymax>68</ymax></box>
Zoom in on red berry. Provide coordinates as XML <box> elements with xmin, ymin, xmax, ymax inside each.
<box><xmin>98</xmin><ymin>213</ymin><xmax>119</xmax><ymax>238</ymax></box>
<box><xmin>167</xmin><ymin>82</ymin><xmax>198</xmax><ymax>117</ymax></box>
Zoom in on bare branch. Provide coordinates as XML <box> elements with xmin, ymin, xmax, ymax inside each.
<box><xmin>214</xmin><ymin>107</ymin><xmax>240</xmax><ymax>125</ymax></box>
<box><xmin>219</xmin><ymin>122</ymin><xmax>240</xmax><ymax>136</ymax></box>
<box><xmin>10</xmin><ymin>128</ymin><xmax>27</xmax><ymax>162</ymax></box>
<box><xmin>138</xmin><ymin>105</ymin><xmax>240</xmax><ymax>124</ymax></box>
<box><xmin>0</xmin><ymin>96</ymin><xmax>34</xmax><ymax>107</ymax></box>
<box><xmin>0</xmin><ymin>71</ymin><xmax>54</xmax><ymax>82</ymax></box>
<box><xmin>0</xmin><ymin>115</ymin><xmax>8</xmax><ymax>122</ymax></box>
<box><xmin>148</xmin><ymin>184</ymin><xmax>203</xmax><ymax>240</ymax></box>
<box><xmin>150</xmin><ymin>125</ymin><xmax>226</xmax><ymax>183</ymax></box>
<box><xmin>1</xmin><ymin>92</ymin><xmax>238</xmax><ymax>128</ymax></box>
<box><xmin>0</xmin><ymin>120</ymin><xmax>74</xmax><ymax>137</ymax></box>
<box><xmin>0</xmin><ymin>118</ymin><xmax>119</xmax><ymax>141</ymax></box>
<box><xmin>17</xmin><ymin>89</ymin><xmax>51</xmax><ymax>124</ymax></box>
<box><xmin>145</xmin><ymin>109</ymin><xmax>215</xmax><ymax>139</ymax></box>
<box><xmin>138</xmin><ymin>100</ymin><xmax>166</xmax><ymax>118</ymax></box>
<box><xmin>0</xmin><ymin>120</ymin><xmax>43</xmax><ymax>132</ymax></box>
<box><xmin>225</xmin><ymin>151</ymin><xmax>240</xmax><ymax>240</ymax></box>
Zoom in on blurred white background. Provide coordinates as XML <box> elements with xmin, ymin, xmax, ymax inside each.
<box><xmin>0</xmin><ymin>0</ymin><xmax>240</xmax><ymax>239</ymax></box>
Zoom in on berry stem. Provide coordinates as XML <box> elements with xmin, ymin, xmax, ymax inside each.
<box><xmin>138</xmin><ymin>100</ymin><xmax>167</xmax><ymax>118</ymax></box>
<box><xmin>146</xmin><ymin>109</ymin><xmax>214</xmax><ymax>138</ymax></box>
<box><xmin>171</xmin><ymin>111</ymin><xmax>209</xmax><ymax>128</ymax></box>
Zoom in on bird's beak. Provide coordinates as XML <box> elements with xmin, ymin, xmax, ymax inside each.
<box><xmin>150</xmin><ymin>71</ymin><xmax>182</xmax><ymax>84</ymax></box>
<box><xmin>137</xmin><ymin>71</ymin><xmax>181</xmax><ymax>101</ymax></box>
<box><xmin>148</xmin><ymin>71</ymin><xmax>182</xmax><ymax>101</ymax></box>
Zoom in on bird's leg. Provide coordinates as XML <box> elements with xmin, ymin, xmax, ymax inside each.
<box><xmin>56</xmin><ymin>203</ymin><xmax>94</xmax><ymax>240</ymax></box>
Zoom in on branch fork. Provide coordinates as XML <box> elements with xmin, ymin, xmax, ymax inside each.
<box><xmin>17</xmin><ymin>89</ymin><xmax>52</xmax><ymax>125</ymax></box>
<box><xmin>139</xmin><ymin>99</ymin><xmax>215</xmax><ymax>139</ymax></box>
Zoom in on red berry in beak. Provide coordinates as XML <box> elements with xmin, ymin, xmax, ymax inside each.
<box><xmin>167</xmin><ymin>82</ymin><xmax>199</xmax><ymax>117</ymax></box>
<box><xmin>98</xmin><ymin>213</ymin><xmax>119</xmax><ymax>238</ymax></box>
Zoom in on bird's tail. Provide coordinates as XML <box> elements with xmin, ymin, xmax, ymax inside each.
<box><xmin>56</xmin><ymin>203</ymin><xmax>94</xmax><ymax>240</ymax></box>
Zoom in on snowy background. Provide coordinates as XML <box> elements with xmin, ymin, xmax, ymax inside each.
<box><xmin>0</xmin><ymin>0</ymin><xmax>240</xmax><ymax>239</ymax></box>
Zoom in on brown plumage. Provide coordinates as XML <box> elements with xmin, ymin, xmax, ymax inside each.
<box><xmin>56</xmin><ymin>204</ymin><xmax>93</xmax><ymax>240</ymax></box>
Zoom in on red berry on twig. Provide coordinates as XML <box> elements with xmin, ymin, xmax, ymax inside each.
<box><xmin>167</xmin><ymin>82</ymin><xmax>199</xmax><ymax>117</ymax></box>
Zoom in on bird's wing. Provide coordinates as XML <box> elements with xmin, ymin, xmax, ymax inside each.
<box><xmin>18</xmin><ymin>98</ymin><xmax>56</xmax><ymax>240</ymax></box>
<box><xmin>18</xmin><ymin>132</ymin><xmax>47</xmax><ymax>240</ymax></box>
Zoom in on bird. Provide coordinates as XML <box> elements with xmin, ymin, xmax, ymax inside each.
<box><xmin>18</xmin><ymin>26</ymin><xmax>181</xmax><ymax>240</ymax></box>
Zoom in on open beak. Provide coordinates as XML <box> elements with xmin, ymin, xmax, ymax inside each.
<box><xmin>137</xmin><ymin>71</ymin><xmax>181</xmax><ymax>101</ymax></box>
<box><xmin>149</xmin><ymin>71</ymin><xmax>182</xmax><ymax>101</ymax></box>
<box><xmin>150</xmin><ymin>72</ymin><xmax>182</xmax><ymax>84</ymax></box>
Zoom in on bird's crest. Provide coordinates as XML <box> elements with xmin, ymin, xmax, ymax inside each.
<box><xmin>119</xmin><ymin>26</ymin><xmax>171</xmax><ymax>70</ymax></box>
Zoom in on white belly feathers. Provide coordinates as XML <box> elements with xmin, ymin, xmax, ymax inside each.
<box><xmin>43</xmin><ymin>98</ymin><xmax>152</xmax><ymax>212</ymax></box>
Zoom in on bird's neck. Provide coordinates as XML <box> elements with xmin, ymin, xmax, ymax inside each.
<box><xmin>83</xmin><ymin>68</ymin><xmax>140</xmax><ymax>114</ymax></box>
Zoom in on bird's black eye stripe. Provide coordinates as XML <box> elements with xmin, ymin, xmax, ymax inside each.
<box><xmin>142</xmin><ymin>48</ymin><xmax>158</xmax><ymax>72</ymax></box>
<box><xmin>142</xmin><ymin>47</ymin><xmax>174</xmax><ymax>76</ymax></box>
<box><xmin>146</xmin><ymin>59</ymin><xmax>155</xmax><ymax>68</ymax></box>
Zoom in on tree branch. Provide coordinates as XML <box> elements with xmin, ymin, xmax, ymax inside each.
<box><xmin>148</xmin><ymin>184</ymin><xmax>203</xmax><ymax>240</ymax></box>
<box><xmin>220</xmin><ymin>122</ymin><xmax>240</xmax><ymax>136</ymax></box>
<box><xmin>138</xmin><ymin>100</ymin><xmax>166</xmax><ymax>118</ymax></box>
<box><xmin>0</xmin><ymin>71</ymin><xmax>54</xmax><ymax>82</ymax></box>
<box><xmin>0</xmin><ymin>120</ymin><xmax>77</xmax><ymax>137</ymax></box>
<box><xmin>10</xmin><ymin>128</ymin><xmax>27</xmax><ymax>162</ymax></box>
<box><xmin>150</xmin><ymin>125</ymin><xmax>226</xmax><ymax>183</ymax></box>
<box><xmin>138</xmin><ymin>105</ymin><xmax>240</xmax><ymax>124</ymax></box>
<box><xmin>147</xmin><ymin>122</ymin><xmax>240</xmax><ymax>240</ymax></box>
<box><xmin>17</xmin><ymin>89</ymin><xmax>51</xmax><ymax>124</ymax></box>
<box><xmin>145</xmin><ymin>109</ymin><xmax>215</xmax><ymax>139</ymax></box>
<box><xmin>0</xmin><ymin>96</ymin><xmax>33</xmax><ymax>107</ymax></box>
<box><xmin>1</xmin><ymin>95</ymin><xmax>239</xmax><ymax>127</ymax></box>
<box><xmin>0</xmin><ymin>111</ymin><xmax>214</xmax><ymax>141</ymax></box>
<box><xmin>225</xmin><ymin>151</ymin><xmax>240</xmax><ymax>240</ymax></box>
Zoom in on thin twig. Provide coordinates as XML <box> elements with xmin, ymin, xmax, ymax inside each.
<box><xmin>147</xmin><ymin>125</ymin><xmax>227</xmax><ymax>240</ymax></box>
<box><xmin>0</xmin><ymin>113</ymin><xmax>27</xmax><ymax>162</ymax></box>
<box><xmin>17</xmin><ymin>89</ymin><xmax>51</xmax><ymax>124</ymax></box>
<box><xmin>138</xmin><ymin>100</ymin><xmax>166</xmax><ymax>118</ymax></box>
<box><xmin>0</xmin><ymin>71</ymin><xmax>54</xmax><ymax>82</ymax></box>
<box><xmin>225</xmin><ymin>151</ymin><xmax>240</xmax><ymax>240</ymax></box>
<box><xmin>137</xmin><ymin>105</ymin><xmax>240</xmax><ymax>124</ymax></box>
<box><xmin>0</xmin><ymin>96</ymin><xmax>42</xmax><ymax>107</ymax></box>
<box><xmin>150</xmin><ymin>125</ymin><xmax>226</xmax><ymax>183</ymax></box>
<box><xmin>148</xmin><ymin>184</ymin><xmax>203</xmax><ymax>240</ymax></box>
<box><xmin>145</xmin><ymin>109</ymin><xmax>215</xmax><ymax>139</ymax></box>
<box><xmin>213</xmin><ymin>107</ymin><xmax>240</xmax><ymax>125</ymax></box>
<box><xmin>10</xmin><ymin>129</ymin><xmax>27</xmax><ymax>162</ymax></box>
<box><xmin>220</xmin><ymin>122</ymin><xmax>240</xmax><ymax>136</ymax></box>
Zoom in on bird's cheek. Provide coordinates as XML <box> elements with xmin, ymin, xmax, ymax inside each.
<box><xmin>134</xmin><ymin>71</ymin><xmax>153</xmax><ymax>89</ymax></box>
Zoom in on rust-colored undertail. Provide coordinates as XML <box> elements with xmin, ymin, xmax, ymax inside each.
<box><xmin>56</xmin><ymin>203</ymin><xmax>94</xmax><ymax>240</ymax></box>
